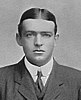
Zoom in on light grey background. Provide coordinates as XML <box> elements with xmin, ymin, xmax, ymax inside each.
<box><xmin>0</xmin><ymin>0</ymin><xmax>81</xmax><ymax>70</ymax></box>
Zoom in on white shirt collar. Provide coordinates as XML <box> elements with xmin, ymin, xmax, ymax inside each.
<box><xmin>24</xmin><ymin>57</ymin><xmax>53</xmax><ymax>85</ymax></box>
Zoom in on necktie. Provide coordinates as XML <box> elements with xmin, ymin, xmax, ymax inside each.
<box><xmin>36</xmin><ymin>71</ymin><xmax>44</xmax><ymax>92</ymax></box>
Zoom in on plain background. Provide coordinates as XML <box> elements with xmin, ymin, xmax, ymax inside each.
<box><xmin>0</xmin><ymin>0</ymin><xmax>81</xmax><ymax>70</ymax></box>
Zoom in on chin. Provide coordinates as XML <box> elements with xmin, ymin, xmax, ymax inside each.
<box><xmin>34</xmin><ymin>56</ymin><xmax>45</xmax><ymax>61</ymax></box>
<box><xmin>33</xmin><ymin>57</ymin><xmax>48</xmax><ymax>66</ymax></box>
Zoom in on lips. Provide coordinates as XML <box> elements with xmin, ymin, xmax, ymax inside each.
<box><xmin>33</xmin><ymin>50</ymin><xmax>45</xmax><ymax>53</ymax></box>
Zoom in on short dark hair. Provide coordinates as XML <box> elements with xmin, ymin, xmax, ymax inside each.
<box><xmin>18</xmin><ymin>8</ymin><xmax>57</xmax><ymax>36</ymax></box>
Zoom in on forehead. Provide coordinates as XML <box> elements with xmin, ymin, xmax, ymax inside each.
<box><xmin>22</xmin><ymin>19</ymin><xmax>55</xmax><ymax>32</ymax></box>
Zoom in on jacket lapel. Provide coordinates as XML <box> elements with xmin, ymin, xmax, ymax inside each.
<box><xmin>18</xmin><ymin>73</ymin><xmax>37</xmax><ymax>100</ymax></box>
<box><xmin>14</xmin><ymin>57</ymin><xmax>66</xmax><ymax>100</ymax></box>
<box><xmin>43</xmin><ymin>60</ymin><xmax>65</xmax><ymax>100</ymax></box>
<box><xmin>14</xmin><ymin>57</ymin><xmax>37</xmax><ymax>100</ymax></box>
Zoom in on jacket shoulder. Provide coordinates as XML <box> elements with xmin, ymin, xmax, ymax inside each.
<box><xmin>0</xmin><ymin>64</ymin><xmax>17</xmax><ymax>82</ymax></box>
<box><xmin>57</xmin><ymin>64</ymin><xmax>81</xmax><ymax>78</ymax></box>
<box><xmin>56</xmin><ymin>63</ymin><xmax>81</xmax><ymax>85</ymax></box>
<box><xmin>0</xmin><ymin>57</ymin><xmax>25</xmax><ymax>82</ymax></box>
<box><xmin>0</xmin><ymin>57</ymin><xmax>24</xmax><ymax>77</ymax></box>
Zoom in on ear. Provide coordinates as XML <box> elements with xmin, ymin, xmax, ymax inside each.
<box><xmin>54</xmin><ymin>32</ymin><xmax>59</xmax><ymax>40</ymax></box>
<box><xmin>54</xmin><ymin>32</ymin><xmax>59</xmax><ymax>46</ymax></box>
<box><xmin>16</xmin><ymin>33</ymin><xmax>22</xmax><ymax>46</ymax></box>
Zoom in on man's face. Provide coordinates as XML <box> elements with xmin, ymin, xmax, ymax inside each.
<box><xmin>17</xmin><ymin>19</ymin><xmax>56</xmax><ymax>66</ymax></box>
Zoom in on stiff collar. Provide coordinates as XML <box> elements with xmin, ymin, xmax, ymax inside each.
<box><xmin>25</xmin><ymin>57</ymin><xmax>53</xmax><ymax>77</ymax></box>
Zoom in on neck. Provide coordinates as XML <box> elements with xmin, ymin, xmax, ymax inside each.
<box><xmin>26</xmin><ymin>57</ymin><xmax>53</xmax><ymax>67</ymax></box>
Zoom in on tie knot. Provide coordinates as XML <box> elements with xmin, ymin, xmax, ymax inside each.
<box><xmin>37</xmin><ymin>71</ymin><xmax>43</xmax><ymax>78</ymax></box>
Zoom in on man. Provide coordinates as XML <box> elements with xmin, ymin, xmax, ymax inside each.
<box><xmin>0</xmin><ymin>7</ymin><xmax>81</xmax><ymax>100</ymax></box>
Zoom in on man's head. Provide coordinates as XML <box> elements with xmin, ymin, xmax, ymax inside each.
<box><xmin>16</xmin><ymin>7</ymin><xmax>58</xmax><ymax>66</ymax></box>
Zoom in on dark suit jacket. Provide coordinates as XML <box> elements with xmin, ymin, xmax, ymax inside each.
<box><xmin>0</xmin><ymin>57</ymin><xmax>81</xmax><ymax>100</ymax></box>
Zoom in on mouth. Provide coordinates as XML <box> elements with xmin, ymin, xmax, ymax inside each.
<box><xmin>33</xmin><ymin>50</ymin><xmax>45</xmax><ymax>53</ymax></box>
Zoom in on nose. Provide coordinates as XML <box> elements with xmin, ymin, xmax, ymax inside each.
<box><xmin>34</xmin><ymin>34</ymin><xmax>43</xmax><ymax>47</ymax></box>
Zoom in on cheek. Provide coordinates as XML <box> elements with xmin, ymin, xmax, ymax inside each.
<box><xmin>22</xmin><ymin>40</ymin><xmax>33</xmax><ymax>52</ymax></box>
<box><xmin>46</xmin><ymin>39</ymin><xmax>54</xmax><ymax>50</ymax></box>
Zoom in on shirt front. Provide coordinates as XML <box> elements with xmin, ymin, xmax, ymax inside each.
<box><xmin>24</xmin><ymin>57</ymin><xmax>53</xmax><ymax>86</ymax></box>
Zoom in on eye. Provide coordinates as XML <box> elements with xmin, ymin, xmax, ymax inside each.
<box><xmin>26</xmin><ymin>33</ymin><xmax>33</xmax><ymax>37</ymax></box>
<box><xmin>25</xmin><ymin>31</ymin><xmax>34</xmax><ymax>38</ymax></box>
<box><xmin>42</xmin><ymin>32</ymin><xmax>52</xmax><ymax>37</ymax></box>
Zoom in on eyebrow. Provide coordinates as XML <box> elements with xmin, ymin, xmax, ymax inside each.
<box><xmin>40</xmin><ymin>31</ymin><xmax>53</xmax><ymax>34</ymax></box>
<box><xmin>25</xmin><ymin>30</ymin><xmax>53</xmax><ymax>34</ymax></box>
